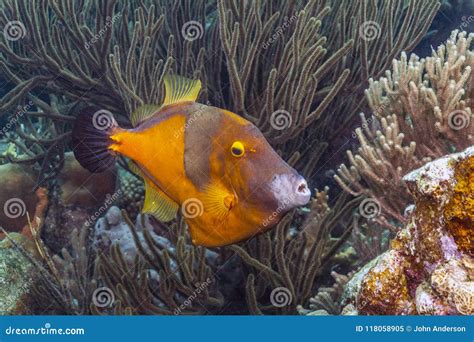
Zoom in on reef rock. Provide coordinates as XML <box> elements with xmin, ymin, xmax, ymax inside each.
<box><xmin>0</xmin><ymin>152</ymin><xmax>117</xmax><ymax>232</ymax></box>
<box><xmin>342</xmin><ymin>146</ymin><xmax>474</xmax><ymax>315</ymax></box>
<box><xmin>93</xmin><ymin>206</ymin><xmax>177</xmax><ymax>266</ymax></box>
<box><xmin>0</xmin><ymin>234</ymin><xmax>34</xmax><ymax>314</ymax></box>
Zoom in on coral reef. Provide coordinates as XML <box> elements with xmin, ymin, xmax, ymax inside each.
<box><xmin>97</xmin><ymin>211</ymin><xmax>224</xmax><ymax>315</ymax></box>
<box><xmin>336</xmin><ymin>30</ymin><xmax>474</xmax><ymax>232</ymax></box>
<box><xmin>297</xmin><ymin>271</ymin><xmax>355</xmax><ymax>315</ymax></box>
<box><xmin>0</xmin><ymin>152</ymin><xmax>116</xmax><ymax>232</ymax></box>
<box><xmin>341</xmin><ymin>147</ymin><xmax>474</xmax><ymax>315</ymax></box>
<box><xmin>0</xmin><ymin>0</ymin><xmax>460</xmax><ymax>316</ymax></box>
<box><xmin>28</xmin><ymin>207</ymin><xmax>223</xmax><ymax>315</ymax></box>
<box><xmin>0</xmin><ymin>234</ymin><xmax>33</xmax><ymax>314</ymax></box>
<box><xmin>229</xmin><ymin>190</ymin><xmax>360</xmax><ymax>314</ymax></box>
<box><xmin>0</xmin><ymin>0</ymin><xmax>439</xmax><ymax>182</ymax></box>
<box><xmin>116</xmin><ymin>168</ymin><xmax>144</xmax><ymax>220</ymax></box>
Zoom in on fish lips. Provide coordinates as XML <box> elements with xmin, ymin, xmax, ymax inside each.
<box><xmin>269</xmin><ymin>173</ymin><xmax>311</xmax><ymax>211</ymax></box>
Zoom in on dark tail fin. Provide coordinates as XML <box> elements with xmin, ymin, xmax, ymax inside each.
<box><xmin>72</xmin><ymin>107</ymin><xmax>119</xmax><ymax>173</ymax></box>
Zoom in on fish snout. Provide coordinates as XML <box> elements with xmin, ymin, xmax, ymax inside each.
<box><xmin>270</xmin><ymin>174</ymin><xmax>311</xmax><ymax>210</ymax></box>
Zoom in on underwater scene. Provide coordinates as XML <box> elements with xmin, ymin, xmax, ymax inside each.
<box><xmin>0</xmin><ymin>0</ymin><xmax>472</xmax><ymax>317</ymax></box>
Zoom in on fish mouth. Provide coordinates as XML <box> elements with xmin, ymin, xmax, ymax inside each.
<box><xmin>270</xmin><ymin>173</ymin><xmax>311</xmax><ymax>210</ymax></box>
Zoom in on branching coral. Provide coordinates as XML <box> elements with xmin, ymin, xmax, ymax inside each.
<box><xmin>297</xmin><ymin>271</ymin><xmax>355</xmax><ymax>315</ymax></box>
<box><xmin>0</xmin><ymin>0</ymin><xmax>445</xmax><ymax>315</ymax></box>
<box><xmin>0</xmin><ymin>0</ymin><xmax>439</xmax><ymax>182</ymax></box>
<box><xmin>228</xmin><ymin>190</ymin><xmax>359</xmax><ymax>314</ymax></box>
<box><xmin>335</xmin><ymin>30</ymin><xmax>474</xmax><ymax>231</ymax></box>
<box><xmin>97</xmin><ymin>211</ymin><xmax>224</xmax><ymax>315</ymax></box>
<box><xmin>26</xmin><ymin>208</ymin><xmax>224</xmax><ymax>315</ymax></box>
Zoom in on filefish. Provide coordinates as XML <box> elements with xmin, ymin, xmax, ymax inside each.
<box><xmin>72</xmin><ymin>76</ymin><xmax>311</xmax><ymax>247</ymax></box>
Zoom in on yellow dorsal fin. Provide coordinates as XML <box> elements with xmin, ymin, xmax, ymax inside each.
<box><xmin>163</xmin><ymin>75</ymin><xmax>201</xmax><ymax>107</ymax></box>
<box><xmin>130</xmin><ymin>104</ymin><xmax>161</xmax><ymax>127</ymax></box>
<box><xmin>128</xmin><ymin>161</ymin><xmax>178</xmax><ymax>222</ymax></box>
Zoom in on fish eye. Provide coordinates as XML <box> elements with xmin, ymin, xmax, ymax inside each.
<box><xmin>231</xmin><ymin>141</ymin><xmax>245</xmax><ymax>158</ymax></box>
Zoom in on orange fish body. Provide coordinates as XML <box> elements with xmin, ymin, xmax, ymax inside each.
<box><xmin>73</xmin><ymin>76</ymin><xmax>311</xmax><ymax>247</ymax></box>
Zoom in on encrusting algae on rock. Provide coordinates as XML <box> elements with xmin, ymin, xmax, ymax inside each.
<box><xmin>444</xmin><ymin>154</ymin><xmax>474</xmax><ymax>256</ymax></box>
<box><xmin>341</xmin><ymin>147</ymin><xmax>474</xmax><ymax>315</ymax></box>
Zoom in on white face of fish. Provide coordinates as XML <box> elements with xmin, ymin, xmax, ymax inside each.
<box><xmin>269</xmin><ymin>173</ymin><xmax>311</xmax><ymax>210</ymax></box>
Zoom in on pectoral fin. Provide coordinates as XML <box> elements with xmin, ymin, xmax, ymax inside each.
<box><xmin>128</xmin><ymin>161</ymin><xmax>178</xmax><ymax>222</ymax></box>
<box><xmin>201</xmin><ymin>184</ymin><xmax>237</xmax><ymax>223</ymax></box>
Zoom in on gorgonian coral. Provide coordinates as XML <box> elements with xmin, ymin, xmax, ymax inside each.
<box><xmin>0</xmin><ymin>0</ymin><xmax>442</xmax><ymax>315</ymax></box>
<box><xmin>335</xmin><ymin>30</ymin><xmax>474</xmax><ymax>232</ymax></box>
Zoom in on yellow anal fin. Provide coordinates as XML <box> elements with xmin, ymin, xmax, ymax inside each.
<box><xmin>130</xmin><ymin>104</ymin><xmax>161</xmax><ymax>127</ymax></box>
<box><xmin>163</xmin><ymin>75</ymin><xmax>201</xmax><ymax>106</ymax></box>
<box><xmin>128</xmin><ymin>161</ymin><xmax>178</xmax><ymax>222</ymax></box>
<box><xmin>142</xmin><ymin>181</ymin><xmax>178</xmax><ymax>222</ymax></box>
